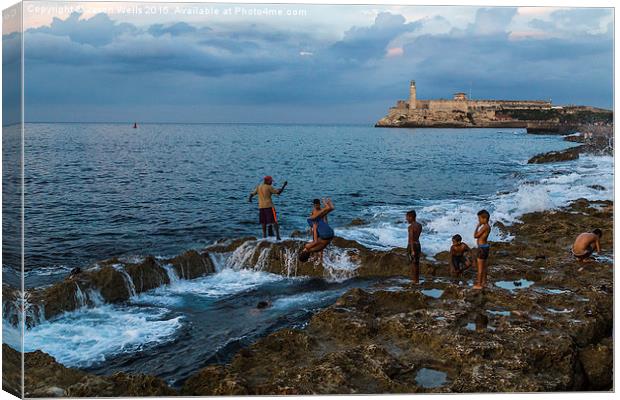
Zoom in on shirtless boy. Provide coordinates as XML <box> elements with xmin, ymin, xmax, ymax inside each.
<box><xmin>450</xmin><ymin>234</ymin><xmax>471</xmax><ymax>277</ymax></box>
<box><xmin>572</xmin><ymin>229</ymin><xmax>602</xmax><ymax>262</ymax></box>
<box><xmin>473</xmin><ymin>210</ymin><xmax>491</xmax><ymax>290</ymax></box>
<box><xmin>406</xmin><ymin>210</ymin><xmax>422</xmax><ymax>284</ymax></box>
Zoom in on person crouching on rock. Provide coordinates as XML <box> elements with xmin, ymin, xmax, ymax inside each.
<box><xmin>406</xmin><ymin>210</ymin><xmax>422</xmax><ymax>284</ymax></box>
<box><xmin>572</xmin><ymin>229</ymin><xmax>602</xmax><ymax>262</ymax></box>
<box><xmin>298</xmin><ymin>198</ymin><xmax>335</xmax><ymax>263</ymax></box>
<box><xmin>450</xmin><ymin>234</ymin><xmax>471</xmax><ymax>277</ymax></box>
<box><xmin>249</xmin><ymin>176</ymin><xmax>287</xmax><ymax>240</ymax></box>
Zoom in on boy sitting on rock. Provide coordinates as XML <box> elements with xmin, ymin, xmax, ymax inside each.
<box><xmin>450</xmin><ymin>234</ymin><xmax>471</xmax><ymax>277</ymax></box>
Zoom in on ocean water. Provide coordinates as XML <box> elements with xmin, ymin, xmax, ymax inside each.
<box><xmin>2</xmin><ymin>123</ymin><xmax>614</xmax><ymax>385</ymax></box>
<box><xmin>16</xmin><ymin>123</ymin><xmax>612</xmax><ymax>276</ymax></box>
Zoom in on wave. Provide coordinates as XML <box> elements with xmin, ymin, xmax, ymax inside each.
<box><xmin>4</xmin><ymin>303</ymin><xmax>183</xmax><ymax>369</ymax></box>
<box><xmin>338</xmin><ymin>155</ymin><xmax>613</xmax><ymax>255</ymax></box>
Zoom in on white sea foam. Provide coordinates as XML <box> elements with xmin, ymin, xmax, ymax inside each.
<box><xmin>131</xmin><ymin>268</ymin><xmax>284</xmax><ymax>307</ymax></box>
<box><xmin>19</xmin><ymin>304</ymin><xmax>183</xmax><ymax>368</ymax></box>
<box><xmin>322</xmin><ymin>247</ymin><xmax>361</xmax><ymax>282</ymax></box>
<box><xmin>271</xmin><ymin>289</ymin><xmax>341</xmax><ymax>310</ymax></box>
<box><xmin>2</xmin><ymin>320</ymin><xmax>22</xmax><ymax>350</ymax></box>
<box><xmin>339</xmin><ymin>155</ymin><xmax>613</xmax><ymax>255</ymax></box>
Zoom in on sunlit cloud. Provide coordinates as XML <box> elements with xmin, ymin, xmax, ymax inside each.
<box><xmin>386</xmin><ymin>47</ymin><xmax>403</xmax><ymax>57</ymax></box>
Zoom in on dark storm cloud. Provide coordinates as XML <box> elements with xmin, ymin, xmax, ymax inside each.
<box><xmin>16</xmin><ymin>8</ymin><xmax>614</xmax><ymax>123</ymax></box>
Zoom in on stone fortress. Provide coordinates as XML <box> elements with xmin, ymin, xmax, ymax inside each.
<box><xmin>376</xmin><ymin>80</ymin><xmax>556</xmax><ymax>128</ymax></box>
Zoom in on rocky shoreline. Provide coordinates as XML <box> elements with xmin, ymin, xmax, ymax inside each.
<box><xmin>3</xmin><ymin>198</ymin><xmax>613</xmax><ymax>396</ymax></box>
<box><xmin>375</xmin><ymin>104</ymin><xmax>612</xmax><ymax>133</ymax></box>
<box><xmin>528</xmin><ymin>125</ymin><xmax>613</xmax><ymax>164</ymax></box>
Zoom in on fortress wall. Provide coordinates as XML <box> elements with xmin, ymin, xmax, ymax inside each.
<box><xmin>394</xmin><ymin>100</ymin><xmax>408</xmax><ymax>110</ymax></box>
<box><xmin>404</xmin><ymin>97</ymin><xmax>551</xmax><ymax>115</ymax></box>
<box><xmin>426</xmin><ymin>99</ymin><xmax>467</xmax><ymax>112</ymax></box>
<box><xmin>467</xmin><ymin>100</ymin><xmax>551</xmax><ymax>109</ymax></box>
<box><xmin>415</xmin><ymin>100</ymin><xmax>430</xmax><ymax>110</ymax></box>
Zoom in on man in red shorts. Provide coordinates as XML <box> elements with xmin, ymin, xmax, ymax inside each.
<box><xmin>249</xmin><ymin>176</ymin><xmax>287</xmax><ymax>240</ymax></box>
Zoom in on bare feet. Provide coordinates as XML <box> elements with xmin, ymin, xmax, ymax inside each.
<box><xmin>473</xmin><ymin>285</ymin><xmax>483</xmax><ymax>290</ymax></box>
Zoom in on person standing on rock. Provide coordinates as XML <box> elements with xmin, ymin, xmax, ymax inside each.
<box><xmin>572</xmin><ymin>229</ymin><xmax>602</xmax><ymax>262</ymax></box>
<box><xmin>406</xmin><ymin>210</ymin><xmax>422</xmax><ymax>284</ymax></box>
<box><xmin>249</xmin><ymin>176</ymin><xmax>287</xmax><ymax>240</ymax></box>
<box><xmin>473</xmin><ymin>210</ymin><xmax>491</xmax><ymax>290</ymax></box>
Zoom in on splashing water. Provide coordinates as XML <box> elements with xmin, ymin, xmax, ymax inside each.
<box><xmin>162</xmin><ymin>264</ymin><xmax>180</xmax><ymax>285</ymax></box>
<box><xmin>112</xmin><ymin>264</ymin><xmax>137</xmax><ymax>297</ymax></box>
<box><xmin>339</xmin><ymin>155</ymin><xmax>613</xmax><ymax>255</ymax></box>
<box><xmin>22</xmin><ymin>304</ymin><xmax>183</xmax><ymax>369</ymax></box>
<box><xmin>322</xmin><ymin>247</ymin><xmax>361</xmax><ymax>282</ymax></box>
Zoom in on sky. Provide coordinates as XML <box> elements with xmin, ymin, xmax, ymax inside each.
<box><xmin>3</xmin><ymin>2</ymin><xmax>614</xmax><ymax>124</ymax></box>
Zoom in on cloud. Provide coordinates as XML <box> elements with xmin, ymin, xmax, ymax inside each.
<box><xmin>327</xmin><ymin>12</ymin><xmax>422</xmax><ymax>62</ymax></box>
<box><xmin>12</xmin><ymin>7</ymin><xmax>615</xmax><ymax>123</ymax></box>
<box><xmin>466</xmin><ymin>7</ymin><xmax>518</xmax><ymax>35</ymax></box>
<box><xmin>528</xmin><ymin>7</ymin><xmax>612</xmax><ymax>36</ymax></box>
<box><xmin>147</xmin><ymin>22</ymin><xmax>200</xmax><ymax>37</ymax></box>
<box><xmin>31</xmin><ymin>12</ymin><xmax>136</xmax><ymax>46</ymax></box>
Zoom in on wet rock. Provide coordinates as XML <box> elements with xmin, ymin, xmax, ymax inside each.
<box><xmin>169</xmin><ymin>250</ymin><xmax>215</xmax><ymax>279</ymax></box>
<box><xmin>206</xmin><ymin>237</ymin><xmax>413</xmax><ymax>279</ymax></box>
<box><xmin>588</xmin><ymin>184</ymin><xmax>605</xmax><ymax>191</ymax></box>
<box><xmin>2</xmin><ymin>344</ymin><xmax>22</xmax><ymax>397</ymax></box>
<box><xmin>89</xmin><ymin>265</ymin><xmax>136</xmax><ymax>302</ymax></box>
<box><xmin>564</xmin><ymin>134</ymin><xmax>585</xmax><ymax>143</ymax></box>
<box><xmin>256</xmin><ymin>300</ymin><xmax>271</xmax><ymax>309</ymax></box>
<box><xmin>348</xmin><ymin>218</ymin><xmax>367</xmax><ymax>226</ymax></box>
<box><xmin>578</xmin><ymin>337</ymin><xmax>613</xmax><ymax>390</ymax></box>
<box><xmin>182</xmin><ymin>365</ymin><xmax>248</xmax><ymax>395</ymax></box>
<box><xmin>1</xmin><ymin>344</ymin><xmax>175</xmax><ymax>397</ymax></box>
<box><xmin>180</xmin><ymin>199</ymin><xmax>613</xmax><ymax>394</ymax></box>
<box><xmin>528</xmin><ymin>146</ymin><xmax>582</xmax><ymax>164</ymax></box>
<box><xmin>207</xmin><ymin>237</ymin><xmax>257</xmax><ymax>253</ymax></box>
<box><xmin>17</xmin><ymin>250</ymin><xmax>217</xmax><ymax>326</ymax></box>
<box><xmin>125</xmin><ymin>256</ymin><xmax>170</xmax><ymax>292</ymax></box>
<box><xmin>67</xmin><ymin>373</ymin><xmax>175</xmax><ymax>397</ymax></box>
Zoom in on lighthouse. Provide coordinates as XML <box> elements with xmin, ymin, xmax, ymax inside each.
<box><xmin>409</xmin><ymin>80</ymin><xmax>416</xmax><ymax>110</ymax></box>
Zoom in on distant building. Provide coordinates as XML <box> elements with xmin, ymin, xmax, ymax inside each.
<box><xmin>405</xmin><ymin>81</ymin><xmax>552</xmax><ymax>115</ymax></box>
<box><xmin>376</xmin><ymin>80</ymin><xmax>612</xmax><ymax>130</ymax></box>
<box><xmin>376</xmin><ymin>80</ymin><xmax>555</xmax><ymax>128</ymax></box>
